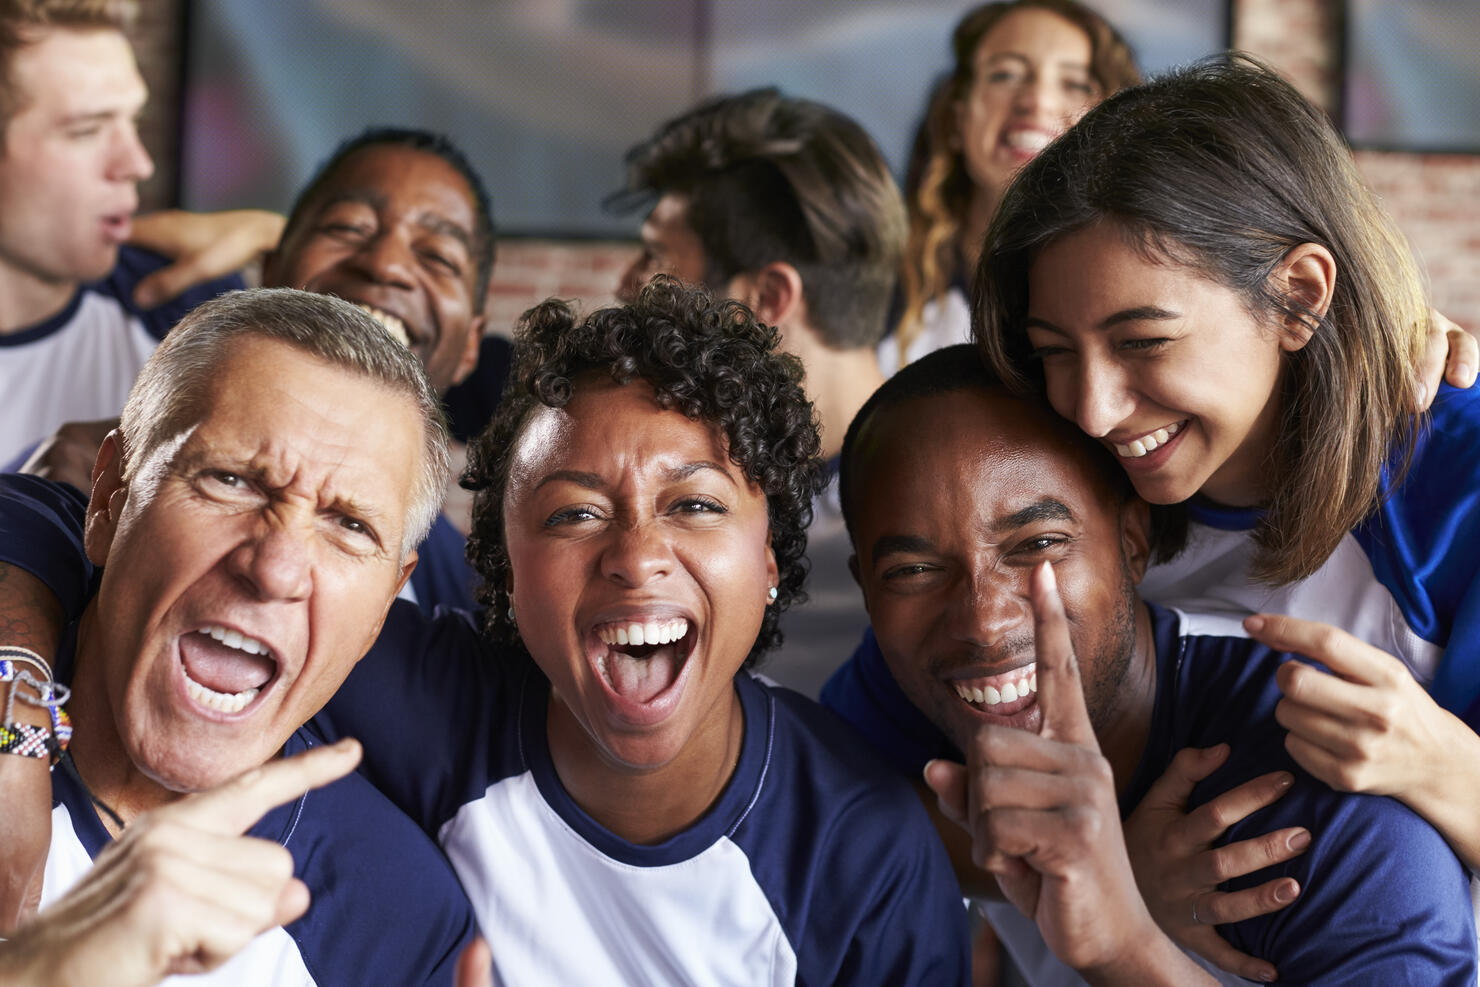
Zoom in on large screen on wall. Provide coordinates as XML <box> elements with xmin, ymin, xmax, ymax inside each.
<box><xmin>181</xmin><ymin>0</ymin><xmax>1228</xmax><ymax>236</ymax></box>
<box><xmin>1343</xmin><ymin>0</ymin><xmax>1480</xmax><ymax>152</ymax></box>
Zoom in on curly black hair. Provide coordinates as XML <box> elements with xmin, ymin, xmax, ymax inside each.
<box><xmin>462</xmin><ymin>276</ymin><xmax>826</xmax><ymax>667</ymax></box>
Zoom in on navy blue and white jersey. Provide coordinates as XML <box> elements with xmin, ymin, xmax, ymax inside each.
<box><xmin>822</xmin><ymin>606</ymin><xmax>1478</xmax><ymax>985</ymax></box>
<box><xmin>43</xmin><ymin>725</ymin><xmax>475</xmax><ymax>986</ymax></box>
<box><xmin>315</xmin><ymin>602</ymin><xmax>971</xmax><ymax>987</ymax></box>
<box><xmin>1140</xmin><ymin>381</ymin><xmax>1480</xmax><ymax>728</ymax></box>
<box><xmin>403</xmin><ymin>511</ymin><xmax>478</xmax><ymax>615</ymax></box>
<box><xmin>0</xmin><ymin>246</ymin><xmax>244</xmax><ymax>465</ymax></box>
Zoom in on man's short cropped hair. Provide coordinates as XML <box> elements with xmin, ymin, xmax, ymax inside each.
<box><xmin>837</xmin><ymin>343</ymin><xmax>1186</xmax><ymax>562</ymax></box>
<box><xmin>284</xmin><ymin>126</ymin><xmax>498</xmax><ymax>311</ymax></box>
<box><xmin>0</xmin><ymin>0</ymin><xmax>134</xmax><ymax>133</ymax></box>
<box><xmin>121</xmin><ymin>287</ymin><xmax>452</xmax><ymax>558</ymax></box>
<box><xmin>610</xmin><ymin>88</ymin><xmax>906</xmax><ymax>350</ymax></box>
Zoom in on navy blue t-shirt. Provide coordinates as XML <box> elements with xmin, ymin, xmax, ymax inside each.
<box><xmin>822</xmin><ymin>606</ymin><xmax>1478</xmax><ymax>985</ymax></box>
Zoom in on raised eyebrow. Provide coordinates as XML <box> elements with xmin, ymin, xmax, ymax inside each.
<box><xmin>870</xmin><ymin>533</ymin><xmax>935</xmax><ymax>562</ymax></box>
<box><xmin>991</xmin><ymin>498</ymin><xmax>1074</xmax><ymax>533</ymax></box>
<box><xmin>533</xmin><ymin>468</ymin><xmax>605</xmax><ymax>493</ymax></box>
<box><xmin>664</xmin><ymin>460</ymin><xmax>735</xmax><ymax>485</ymax></box>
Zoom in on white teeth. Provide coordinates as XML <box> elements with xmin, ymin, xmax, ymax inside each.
<box><xmin>1115</xmin><ymin>422</ymin><xmax>1184</xmax><ymax>458</ymax></box>
<box><xmin>184</xmin><ymin>674</ymin><xmax>258</xmax><ymax>714</ymax></box>
<box><xmin>596</xmin><ymin>618</ymin><xmax>690</xmax><ymax>648</ymax></box>
<box><xmin>954</xmin><ymin>671</ymin><xmax>1036</xmax><ymax>709</ymax></box>
<box><xmin>202</xmin><ymin>625</ymin><xmax>271</xmax><ymax>658</ymax></box>
<box><xmin>1004</xmin><ymin>130</ymin><xmax>1054</xmax><ymax>152</ymax></box>
<box><xmin>353</xmin><ymin>303</ymin><xmax>410</xmax><ymax>347</ymax></box>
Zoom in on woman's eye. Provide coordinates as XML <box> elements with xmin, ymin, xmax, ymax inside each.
<box><xmin>1029</xmin><ymin>344</ymin><xmax>1071</xmax><ymax>360</ymax></box>
<box><xmin>545</xmin><ymin>506</ymin><xmax>600</xmax><ymax>526</ymax></box>
<box><xmin>1119</xmin><ymin>337</ymin><xmax>1171</xmax><ymax>352</ymax></box>
<box><xmin>207</xmin><ymin>470</ymin><xmax>244</xmax><ymax>488</ymax></box>
<box><xmin>672</xmin><ymin>496</ymin><xmax>726</xmax><ymax>515</ymax></box>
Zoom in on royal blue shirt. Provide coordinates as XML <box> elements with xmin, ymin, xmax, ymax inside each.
<box><xmin>822</xmin><ymin>607</ymin><xmax>1477</xmax><ymax>985</ymax></box>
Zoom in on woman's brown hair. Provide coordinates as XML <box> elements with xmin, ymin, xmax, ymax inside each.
<box><xmin>895</xmin><ymin>0</ymin><xmax>1140</xmax><ymax>365</ymax></box>
<box><xmin>976</xmin><ymin>55</ymin><xmax>1429</xmax><ymax>585</ymax></box>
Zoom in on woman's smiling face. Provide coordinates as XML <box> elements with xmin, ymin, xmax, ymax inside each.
<box><xmin>502</xmin><ymin>375</ymin><xmax>777</xmax><ymax>774</ymax></box>
<box><xmin>1024</xmin><ymin>222</ymin><xmax>1299</xmax><ymax>507</ymax></box>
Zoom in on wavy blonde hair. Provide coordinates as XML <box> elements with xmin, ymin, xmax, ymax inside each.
<box><xmin>897</xmin><ymin>0</ymin><xmax>1139</xmax><ymax>365</ymax></box>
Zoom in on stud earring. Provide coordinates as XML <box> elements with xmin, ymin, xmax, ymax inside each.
<box><xmin>767</xmin><ymin>586</ymin><xmax>778</xmax><ymax>602</ymax></box>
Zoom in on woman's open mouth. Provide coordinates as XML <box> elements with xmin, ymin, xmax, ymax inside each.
<box><xmin>589</xmin><ymin>616</ymin><xmax>697</xmax><ymax>716</ymax></box>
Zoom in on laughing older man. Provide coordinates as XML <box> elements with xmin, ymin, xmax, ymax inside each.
<box><xmin>0</xmin><ymin>288</ymin><xmax>474</xmax><ymax>985</ymax></box>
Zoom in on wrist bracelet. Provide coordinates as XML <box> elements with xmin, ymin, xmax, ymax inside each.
<box><xmin>0</xmin><ymin>721</ymin><xmax>55</xmax><ymax>760</ymax></box>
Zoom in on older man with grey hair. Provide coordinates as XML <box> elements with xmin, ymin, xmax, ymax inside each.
<box><xmin>0</xmin><ymin>287</ymin><xmax>476</xmax><ymax>986</ymax></box>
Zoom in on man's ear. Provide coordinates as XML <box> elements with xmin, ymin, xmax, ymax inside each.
<box><xmin>1118</xmin><ymin>496</ymin><xmax>1153</xmax><ymax>585</ymax></box>
<box><xmin>728</xmin><ymin>262</ymin><xmax>805</xmax><ymax>328</ymax></box>
<box><xmin>83</xmin><ymin>431</ymin><xmax>129</xmax><ymax>567</ymax></box>
<box><xmin>450</xmin><ymin>316</ymin><xmax>485</xmax><ymax>388</ymax></box>
<box><xmin>1271</xmin><ymin>242</ymin><xmax>1337</xmax><ymax>353</ymax></box>
<box><xmin>394</xmin><ymin>550</ymin><xmax>419</xmax><ymax>600</ymax></box>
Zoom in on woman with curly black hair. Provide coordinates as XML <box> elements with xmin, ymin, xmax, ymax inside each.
<box><xmin>311</xmin><ymin>277</ymin><xmax>971</xmax><ymax>985</ymax></box>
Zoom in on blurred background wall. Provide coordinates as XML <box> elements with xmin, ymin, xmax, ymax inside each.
<box><xmin>128</xmin><ymin>0</ymin><xmax>1480</xmax><ymax>335</ymax></box>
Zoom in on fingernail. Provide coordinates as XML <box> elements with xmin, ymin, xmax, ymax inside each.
<box><xmin>1275</xmin><ymin>879</ymin><xmax>1299</xmax><ymax>902</ymax></box>
<box><xmin>1041</xmin><ymin>560</ymin><xmax>1056</xmax><ymax>591</ymax></box>
<box><xmin>1244</xmin><ymin>615</ymin><xmax>1265</xmax><ymax>633</ymax></box>
<box><xmin>1287</xmin><ymin>829</ymin><xmax>1310</xmax><ymax>851</ymax></box>
<box><xmin>1275</xmin><ymin>771</ymin><xmax>1294</xmax><ymax>790</ymax></box>
<box><xmin>1205</xmin><ymin>743</ymin><xmax>1229</xmax><ymax>760</ymax></box>
<box><xmin>1460</xmin><ymin>363</ymin><xmax>1476</xmax><ymax>387</ymax></box>
<box><xmin>1256</xmin><ymin>970</ymin><xmax>1277</xmax><ymax>982</ymax></box>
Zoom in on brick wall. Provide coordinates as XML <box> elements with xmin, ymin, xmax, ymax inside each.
<box><xmin>483</xmin><ymin>239</ymin><xmax>639</xmax><ymax>338</ymax></box>
<box><xmin>1234</xmin><ymin>0</ymin><xmax>1480</xmax><ymax>330</ymax></box>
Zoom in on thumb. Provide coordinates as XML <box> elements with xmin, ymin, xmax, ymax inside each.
<box><xmin>456</xmin><ymin>937</ymin><xmax>494</xmax><ymax>987</ymax></box>
<box><xmin>923</xmin><ymin>759</ymin><xmax>969</xmax><ymax>828</ymax></box>
<box><xmin>1139</xmin><ymin>744</ymin><xmax>1228</xmax><ymax>812</ymax></box>
<box><xmin>272</xmin><ymin>878</ymin><xmax>311</xmax><ymax>928</ymax></box>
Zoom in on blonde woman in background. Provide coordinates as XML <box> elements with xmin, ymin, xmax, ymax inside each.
<box><xmin>884</xmin><ymin>0</ymin><xmax>1139</xmax><ymax>374</ymax></box>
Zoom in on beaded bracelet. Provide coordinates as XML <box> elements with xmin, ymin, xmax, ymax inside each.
<box><xmin>0</xmin><ymin>645</ymin><xmax>70</xmax><ymax>759</ymax></box>
<box><xmin>0</xmin><ymin>721</ymin><xmax>55</xmax><ymax>759</ymax></box>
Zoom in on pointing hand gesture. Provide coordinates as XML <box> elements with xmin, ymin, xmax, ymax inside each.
<box><xmin>925</xmin><ymin>563</ymin><xmax>1216</xmax><ymax>985</ymax></box>
<box><xmin>0</xmin><ymin>739</ymin><xmax>362</xmax><ymax>987</ymax></box>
